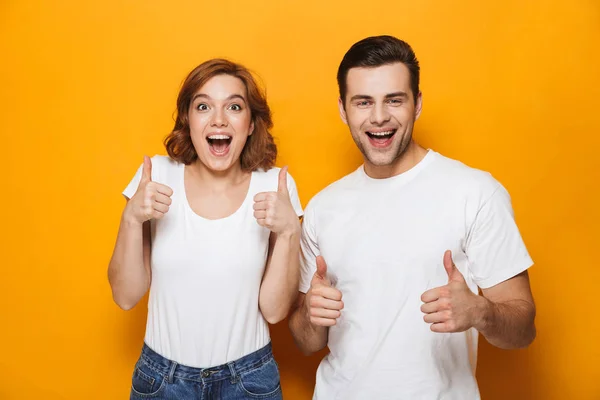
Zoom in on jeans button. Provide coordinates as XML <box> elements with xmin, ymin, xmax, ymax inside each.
<box><xmin>202</xmin><ymin>370</ymin><xmax>210</xmax><ymax>378</ymax></box>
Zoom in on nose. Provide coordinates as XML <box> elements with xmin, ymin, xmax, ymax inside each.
<box><xmin>369</xmin><ymin>103</ymin><xmax>391</xmax><ymax>125</ymax></box>
<box><xmin>210</xmin><ymin>108</ymin><xmax>228</xmax><ymax>127</ymax></box>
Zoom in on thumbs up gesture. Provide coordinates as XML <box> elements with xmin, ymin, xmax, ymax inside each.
<box><xmin>125</xmin><ymin>156</ymin><xmax>174</xmax><ymax>224</ymax></box>
<box><xmin>305</xmin><ymin>256</ymin><xmax>344</xmax><ymax>327</ymax></box>
<box><xmin>420</xmin><ymin>250</ymin><xmax>484</xmax><ymax>333</ymax></box>
<box><xmin>253</xmin><ymin>166</ymin><xmax>300</xmax><ymax>235</ymax></box>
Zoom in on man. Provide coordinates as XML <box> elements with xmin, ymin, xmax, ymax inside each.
<box><xmin>288</xmin><ymin>35</ymin><xmax>536</xmax><ymax>399</ymax></box>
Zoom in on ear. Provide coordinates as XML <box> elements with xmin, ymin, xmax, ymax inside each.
<box><xmin>415</xmin><ymin>92</ymin><xmax>423</xmax><ymax>121</ymax></box>
<box><xmin>338</xmin><ymin>98</ymin><xmax>348</xmax><ymax>125</ymax></box>
<box><xmin>248</xmin><ymin>120</ymin><xmax>255</xmax><ymax>136</ymax></box>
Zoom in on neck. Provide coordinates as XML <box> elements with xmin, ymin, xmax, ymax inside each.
<box><xmin>187</xmin><ymin>160</ymin><xmax>248</xmax><ymax>192</ymax></box>
<box><xmin>364</xmin><ymin>140</ymin><xmax>428</xmax><ymax>179</ymax></box>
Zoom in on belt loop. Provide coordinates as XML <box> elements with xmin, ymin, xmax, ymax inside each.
<box><xmin>228</xmin><ymin>362</ymin><xmax>239</xmax><ymax>384</ymax></box>
<box><xmin>168</xmin><ymin>361</ymin><xmax>178</xmax><ymax>384</ymax></box>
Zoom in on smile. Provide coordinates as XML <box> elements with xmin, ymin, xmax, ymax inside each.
<box><xmin>207</xmin><ymin>134</ymin><xmax>232</xmax><ymax>156</ymax></box>
<box><xmin>365</xmin><ymin>129</ymin><xmax>397</xmax><ymax>148</ymax></box>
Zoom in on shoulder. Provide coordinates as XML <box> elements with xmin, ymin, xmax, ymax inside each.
<box><xmin>148</xmin><ymin>155</ymin><xmax>182</xmax><ymax>184</ymax></box>
<box><xmin>150</xmin><ymin>155</ymin><xmax>180</xmax><ymax>169</ymax></box>
<box><xmin>425</xmin><ymin>151</ymin><xmax>506</xmax><ymax>207</ymax></box>
<box><xmin>304</xmin><ymin>167</ymin><xmax>363</xmax><ymax>213</ymax></box>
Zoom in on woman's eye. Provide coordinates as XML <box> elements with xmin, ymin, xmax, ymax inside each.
<box><xmin>229</xmin><ymin>104</ymin><xmax>242</xmax><ymax>111</ymax></box>
<box><xmin>197</xmin><ymin>103</ymin><xmax>209</xmax><ymax>111</ymax></box>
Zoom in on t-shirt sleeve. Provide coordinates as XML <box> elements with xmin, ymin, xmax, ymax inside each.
<box><xmin>123</xmin><ymin>164</ymin><xmax>143</xmax><ymax>199</ymax></box>
<box><xmin>465</xmin><ymin>184</ymin><xmax>534</xmax><ymax>289</ymax></box>
<box><xmin>286</xmin><ymin>172</ymin><xmax>304</xmax><ymax>217</ymax></box>
<box><xmin>299</xmin><ymin>202</ymin><xmax>318</xmax><ymax>293</ymax></box>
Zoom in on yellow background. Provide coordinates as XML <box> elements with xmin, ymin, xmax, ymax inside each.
<box><xmin>1</xmin><ymin>0</ymin><xmax>599</xmax><ymax>398</ymax></box>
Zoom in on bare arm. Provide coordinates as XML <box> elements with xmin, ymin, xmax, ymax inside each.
<box><xmin>259</xmin><ymin>228</ymin><xmax>301</xmax><ymax>324</ymax></box>
<box><xmin>422</xmin><ymin>251</ymin><xmax>535</xmax><ymax>349</ymax></box>
<box><xmin>108</xmin><ymin>210</ymin><xmax>151</xmax><ymax>310</ymax></box>
<box><xmin>254</xmin><ymin>167</ymin><xmax>303</xmax><ymax>324</ymax></box>
<box><xmin>107</xmin><ymin>156</ymin><xmax>172</xmax><ymax>310</ymax></box>
<box><xmin>288</xmin><ymin>256</ymin><xmax>342</xmax><ymax>355</ymax></box>
<box><xmin>475</xmin><ymin>271</ymin><xmax>536</xmax><ymax>349</ymax></box>
<box><xmin>288</xmin><ymin>292</ymin><xmax>329</xmax><ymax>355</ymax></box>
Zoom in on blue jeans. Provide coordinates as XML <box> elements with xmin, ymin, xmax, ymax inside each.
<box><xmin>130</xmin><ymin>342</ymin><xmax>282</xmax><ymax>399</ymax></box>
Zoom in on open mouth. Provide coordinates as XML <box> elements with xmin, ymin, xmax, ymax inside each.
<box><xmin>207</xmin><ymin>134</ymin><xmax>232</xmax><ymax>156</ymax></box>
<box><xmin>365</xmin><ymin>129</ymin><xmax>396</xmax><ymax>147</ymax></box>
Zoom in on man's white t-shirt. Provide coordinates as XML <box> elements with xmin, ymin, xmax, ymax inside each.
<box><xmin>299</xmin><ymin>150</ymin><xmax>533</xmax><ymax>400</ymax></box>
<box><xmin>123</xmin><ymin>155</ymin><xmax>303</xmax><ymax>368</ymax></box>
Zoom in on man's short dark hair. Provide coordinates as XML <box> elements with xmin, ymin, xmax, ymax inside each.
<box><xmin>337</xmin><ymin>35</ymin><xmax>420</xmax><ymax>104</ymax></box>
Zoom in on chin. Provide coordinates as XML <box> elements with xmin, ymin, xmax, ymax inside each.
<box><xmin>208</xmin><ymin>160</ymin><xmax>236</xmax><ymax>172</ymax></box>
<box><xmin>366</xmin><ymin>156</ymin><xmax>396</xmax><ymax>167</ymax></box>
<box><xmin>361</xmin><ymin>148</ymin><xmax>397</xmax><ymax>167</ymax></box>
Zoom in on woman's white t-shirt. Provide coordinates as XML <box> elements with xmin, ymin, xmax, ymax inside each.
<box><xmin>123</xmin><ymin>155</ymin><xmax>303</xmax><ymax>368</ymax></box>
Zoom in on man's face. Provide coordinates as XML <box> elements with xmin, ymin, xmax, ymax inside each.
<box><xmin>339</xmin><ymin>62</ymin><xmax>422</xmax><ymax>168</ymax></box>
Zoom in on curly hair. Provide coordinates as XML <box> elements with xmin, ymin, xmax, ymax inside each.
<box><xmin>164</xmin><ymin>59</ymin><xmax>276</xmax><ymax>171</ymax></box>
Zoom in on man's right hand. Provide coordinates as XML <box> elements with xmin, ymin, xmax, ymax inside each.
<box><xmin>125</xmin><ymin>156</ymin><xmax>174</xmax><ymax>224</ymax></box>
<box><xmin>305</xmin><ymin>255</ymin><xmax>344</xmax><ymax>326</ymax></box>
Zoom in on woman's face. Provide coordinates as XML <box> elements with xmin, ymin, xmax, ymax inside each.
<box><xmin>188</xmin><ymin>74</ymin><xmax>254</xmax><ymax>172</ymax></box>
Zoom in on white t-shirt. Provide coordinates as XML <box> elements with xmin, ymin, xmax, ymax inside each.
<box><xmin>123</xmin><ymin>155</ymin><xmax>303</xmax><ymax>368</ymax></box>
<box><xmin>299</xmin><ymin>150</ymin><xmax>533</xmax><ymax>400</ymax></box>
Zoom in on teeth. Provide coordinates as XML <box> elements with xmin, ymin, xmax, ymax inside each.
<box><xmin>369</xmin><ymin>130</ymin><xmax>394</xmax><ymax>136</ymax></box>
<box><xmin>208</xmin><ymin>134</ymin><xmax>231</xmax><ymax>140</ymax></box>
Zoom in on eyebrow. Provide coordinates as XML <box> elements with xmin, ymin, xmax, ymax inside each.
<box><xmin>192</xmin><ymin>93</ymin><xmax>247</xmax><ymax>103</ymax></box>
<box><xmin>385</xmin><ymin>91</ymin><xmax>409</xmax><ymax>99</ymax></box>
<box><xmin>349</xmin><ymin>91</ymin><xmax>409</xmax><ymax>102</ymax></box>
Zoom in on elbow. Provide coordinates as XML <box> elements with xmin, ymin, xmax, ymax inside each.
<box><xmin>260</xmin><ymin>296</ymin><xmax>294</xmax><ymax>325</ymax></box>
<box><xmin>500</xmin><ymin>315</ymin><xmax>537</xmax><ymax>350</ymax></box>
<box><xmin>299</xmin><ymin>345</ymin><xmax>317</xmax><ymax>356</ymax></box>
<box><xmin>519</xmin><ymin>307</ymin><xmax>537</xmax><ymax>348</ymax></box>
<box><xmin>505</xmin><ymin>328</ymin><xmax>536</xmax><ymax>350</ymax></box>
<box><xmin>111</xmin><ymin>290</ymin><xmax>139</xmax><ymax>311</ymax></box>
<box><xmin>265</xmin><ymin>315</ymin><xmax>284</xmax><ymax>325</ymax></box>
<box><xmin>263</xmin><ymin>308</ymin><xmax>289</xmax><ymax>325</ymax></box>
<box><xmin>520</xmin><ymin>322</ymin><xmax>537</xmax><ymax>349</ymax></box>
<box><xmin>115</xmin><ymin>300</ymin><xmax>135</xmax><ymax>311</ymax></box>
<box><xmin>502</xmin><ymin>328</ymin><xmax>536</xmax><ymax>350</ymax></box>
<box><xmin>108</xmin><ymin>271</ymin><xmax>147</xmax><ymax>311</ymax></box>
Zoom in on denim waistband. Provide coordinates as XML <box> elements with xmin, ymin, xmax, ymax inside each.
<box><xmin>139</xmin><ymin>342</ymin><xmax>274</xmax><ymax>383</ymax></box>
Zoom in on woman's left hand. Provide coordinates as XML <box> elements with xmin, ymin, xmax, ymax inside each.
<box><xmin>253</xmin><ymin>166</ymin><xmax>300</xmax><ymax>235</ymax></box>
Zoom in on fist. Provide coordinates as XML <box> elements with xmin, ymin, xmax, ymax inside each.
<box><xmin>420</xmin><ymin>250</ymin><xmax>484</xmax><ymax>333</ymax></box>
<box><xmin>126</xmin><ymin>156</ymin><xmax>174</xmax><ymax>224</ymax></box>
<box><xmin>253</xmin><ymin>166</ymin><xmax>299</xmax><ymax>235</ymax></box>
<box><xmin>305</xmin><ymin>255</ymin><xmax>344</xmax><ymax>327</ymax></box>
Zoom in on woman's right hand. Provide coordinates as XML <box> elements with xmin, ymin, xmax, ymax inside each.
<box><xmin>124</xmin><ymin>156</ymin><xmax>174</xmax><ymax>224</ymax></box>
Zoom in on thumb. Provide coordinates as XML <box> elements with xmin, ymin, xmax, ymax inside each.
<box><xmin>315</xmin><ymin>255</ymin><xmax>328</xmax><ymax>281</ymax></box>
<box><xmin>443</xmin><ymin>250</ymin><xmax>464</xmax><ymax>282</ymax></box>
<box><xmin>277</xmin><ymin>166</ymin><xmax>289</xmax><ymax>196</ymax></box>
<box><xmin>141</xmin><ymin>155</ymin><xmax>152</xmax><ymax>183</ymax></box>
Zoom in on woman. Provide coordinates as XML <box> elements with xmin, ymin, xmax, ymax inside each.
<box><xmin>108</xmin><ymin>59</ymin><xmax>303</xmax><ymax>399</ymax></box>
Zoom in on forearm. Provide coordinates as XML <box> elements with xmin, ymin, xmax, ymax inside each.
<box><xmin>108</xmin><ymin>212</ymin><xmax>150</xmax><ymax>310</ymax></box>
<box><xmin>259</xmin><ymin>229</ymin><xmax>301</xmax><ymax>323</ymax></box>
<box><xmin>474</xmin><ymin>297</ymin><xmax>536</xmax><ymax>349</ymax></box>
<box><xmin>289</xmin><ymin>302</ymin><xmax>328</xmax><ymax>355</ymax></box>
